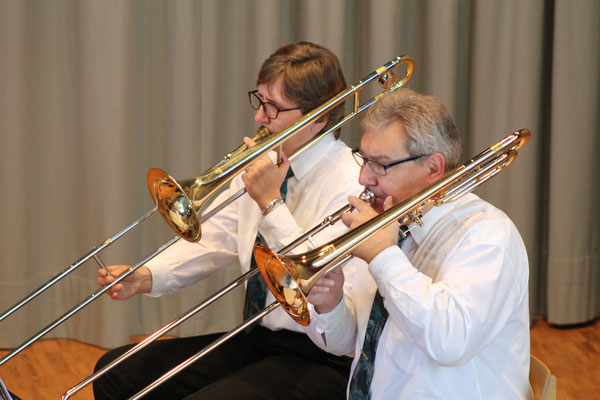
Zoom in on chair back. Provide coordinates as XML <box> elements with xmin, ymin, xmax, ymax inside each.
<box><xmin>530</xmin><ymin>354</ymin><xmax>557</xmax><ymax>400</ymax></box>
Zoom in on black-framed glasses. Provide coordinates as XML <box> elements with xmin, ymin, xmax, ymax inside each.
<box><xmin>352</xmin><ymin>148</ymin><xmax>427</xmax><ymax>175</ymax></box>
<box><xmin>248</xmin><ymin>90</ymin><xmax>300</xmax><ymax>120</ymax></box>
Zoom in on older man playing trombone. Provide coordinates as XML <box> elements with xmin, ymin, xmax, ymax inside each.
<box><xmin>93</xmin><ymin>42</ymin><xmax>366</xmax><ymax>400</ymax></box>
<box><xmin>305</xmin><ymin>88</ymin><xmax>532</xmax><ymax>399</ymax></box>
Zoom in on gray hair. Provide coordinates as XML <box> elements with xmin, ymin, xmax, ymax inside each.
<box><xmin>361</xmin><ymin>88</ymin><xmax>461</xmax><ymax>170</ymax></box>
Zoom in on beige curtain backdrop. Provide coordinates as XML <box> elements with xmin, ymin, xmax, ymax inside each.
<box><xmin>0</xmin><ymin>0</ymin><xmax>598</xmax><ymax>350</ymax></box>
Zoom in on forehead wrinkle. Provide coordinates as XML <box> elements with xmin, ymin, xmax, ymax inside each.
<box><xmin>361</xmin><ymin>130</ymin><xmax>407</xmax><ymax>163</ymax></box>
<box><xmin>360</xmin><ymin>147</ymin><xmax>394</xmax><ymax>163</ymax></box>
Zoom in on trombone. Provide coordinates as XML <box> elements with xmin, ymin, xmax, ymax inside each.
<box><xmin>123</xmin><ymin>129</ymin><xmax>530</xmax><ymax>399</ymax></box>
<box><xmin>62</xmin><ymin>190</ymin><xmax>374</xmax><ymax>399</ymax></box>
<box><xmin>148</xmin><ymin>55</ymin><xmax>414</xmax><ymax>242</ymax></box>
<box><xmin>0</xmin><ymin>55</ymin><xmax>413</xmax><ymax>366</ymax></box>
<box><xmin>255</xmin><ymin>129</ymin><xmax>531</xmax><ymax>325</ymax></box>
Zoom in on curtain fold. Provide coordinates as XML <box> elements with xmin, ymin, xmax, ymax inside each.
<box><xmin>546</xmin><ymin>0</ymin><xmax>600</xmax><ymax>324</ymax></box>
<box><xmin>0</xmin><ymin>0</ymin><xmax>598</xmax><ymax>349</ymax></box>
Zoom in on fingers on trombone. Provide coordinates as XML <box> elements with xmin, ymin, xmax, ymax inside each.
<box><xmin>311</xmin><ymin>277</ymin><xmax>335</xmax><ymax>293</ymax></box>
<box><xmin>342</xmin><ymin>196</ymin><xmax>375</xmax><ymax>228</ymax></box>
<box><xmin>346</xmin><ymin>195</ymin><xmax>368</xmax><ymax>212</ymax></box>
<box><xmin>97</xmin><ymin>269</ymin><xmax>115</xmax><ymax>289</ymax></box>
<box><xmin>243</xmin><ymin>136</ymin><xmax>257</xmax><ymax>148</ymax></box>
<box><xmin>97</xmin><ymin>265</ymin><xmax>125</xmax><ymax>285</ymax></box>
<box><xmin>277</xmin><ymin>151</ymin><xmax>290</xmax><ymax>171</ymax></box>
<box><xmin>97</xmin><ymin>267</ymin><xmax>112</xmax><ymax>280</ymax></box>
<box><xmin>383</xmin><ymin>195</ymin><xmax>394</xmax><ymax>211</ymax></box>
<box><xmin>109</xmin><ymin>285</ymin><xmax>123</xmax><ymax>299</ymax></box>
<box><xmin>350</xmin><ymin>194</ymin><xmax>380</xmax><ymax>214</ymax></box>
<box><xmin>341</xmin><ymin>207</ymin><xmax>355</xmax><ymax>228</ymax></box>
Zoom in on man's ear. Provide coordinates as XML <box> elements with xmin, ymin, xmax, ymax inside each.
<box><xmin>311</xmin><ymin>115</ymin><xmax>329</xmax><ymax>134</ymax></box>
<box><xmin>425</xmin><ymin>153</ymin><xmax>446</xmax><ymax>184</ymax></box>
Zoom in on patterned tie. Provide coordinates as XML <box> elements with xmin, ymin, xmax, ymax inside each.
<box><xmin>348</xmin><ymin>235</ymin><xmax>404</xmax><ymax>400</ymax></box>
<box><xmin>243</xmin><ymin>167</ymin><xmax>295</xmax><ymax>320</ymax></box>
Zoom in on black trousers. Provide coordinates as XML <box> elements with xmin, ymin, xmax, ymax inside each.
<box><xmin>7</xmin><ymin>390</ymin><xmax>22</xmax><ymax>400</ymax></box>
<box><xmin>93</xmin><ymin>326</ymin><xmax>351</xmax><ymax>400</ymax></box>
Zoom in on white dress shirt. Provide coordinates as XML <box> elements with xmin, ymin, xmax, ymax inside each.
<box><xmin>145</xmin><ymin>134</ymin><xmax>365</xmax><ymax>334</ymax></box>
<box><xmin>305</xmin><ymin>193</ymin><xmax>533</xmax><ymax>399</ymax></box>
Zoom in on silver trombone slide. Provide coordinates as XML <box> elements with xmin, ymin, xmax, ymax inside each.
<box><xmin>130</xmin><ymin>301</ymin><xmax>281</xmax><ymax>400</ymax></box>
<box><xmin>0</xmin><ymin>207</ymin><xmax>157</xmax><ymax>323</ymax></box>
<box><xmin>0</xmin><ymin>235</ymin><xmax>179</xmax><ymax>366</ymax></box>
<box><xmin>0</xmin><ymin>176</ymin><xmax>261</xmax><ymax>366</ymax></box>
<box><xmin>61</xmin><ymin>190</ymin><xmax>372</xmax><ymax>399</ymax></box>
<box><xmin>128</xmin><ymin>252</ymin><xmax>354</xmax><ymax>400</ymax></box>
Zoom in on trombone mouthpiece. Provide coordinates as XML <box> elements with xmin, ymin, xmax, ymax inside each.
<box><xmin>254</xmin><ymin>126</ymin><xmax>271</xmax><ymax>142</ymax></box>
<box><xmin>359</xmin><ymin>188</ymin><xmax>375</xmax><ymax>205</ymax></box>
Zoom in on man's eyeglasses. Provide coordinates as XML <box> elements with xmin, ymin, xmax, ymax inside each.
<box><xmin>352</xmin><ymin>148</ymin><xmax>427</xmax><ymax>175</ymax></box>
<box><xmin>248</xmin><ymin>90</ymin><xmax>300</xmax><ymax>120</ymax></box>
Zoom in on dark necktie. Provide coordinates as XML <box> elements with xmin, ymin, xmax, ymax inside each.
<box><xmin>243</xmin><ymin>167</ymin><xmax>294</xmax><ymax>320</ymax></box>
<box><xmin>348</xmin><ymin>235</ymin><xmax>404</xmax><ymax>400</ymax></box>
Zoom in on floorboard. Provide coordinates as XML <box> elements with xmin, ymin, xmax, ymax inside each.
<box><xmin>1</xmin><ymin>318</ymin><xmax>598</xmax><ymax>399</ymax></box>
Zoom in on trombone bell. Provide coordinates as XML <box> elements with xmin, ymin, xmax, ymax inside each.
<box><xmin>254</xmin><ymin>243</ymin><xmax>309</xmax><ymax>325</ymax></box>
<box><xmin>146</xmin><ymin>126</ymin><xmax>273</xmax><ymax>243</ymax></box>
<box><xmin>253</xmin><ymin>187</ymin><xmax>375</xmax><ymax>326</ymax></box>
<box><xmin>147</xmin><ymin>168</ymin><xmax>202</xmax><ymax>242</ymax></box>
<box><xmin>254</xmin><ymin>242</ymin><xmax>334</xmax><ymax>326</ymax></box>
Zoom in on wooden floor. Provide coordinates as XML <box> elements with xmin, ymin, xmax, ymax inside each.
<box><xmin>1</xmin><ymin>318</ymin><xmax>599</xmax><ymax>399</ymax></box>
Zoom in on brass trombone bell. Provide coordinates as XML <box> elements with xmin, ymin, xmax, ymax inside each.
<box><xmin>145</xmin><ymin>127</ymin><xmax>271</xmax><ymax>242</ymax></box>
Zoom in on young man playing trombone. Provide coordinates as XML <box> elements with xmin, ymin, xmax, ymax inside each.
<box><xmin>305</xmin><ymin>88</ymin><xmax>532</xmax><ymax>399</ymax></box>
<box><xmin>93</xmin><ymin>42</ymin><xmax>366</xmax><ymax>399</ymax></box>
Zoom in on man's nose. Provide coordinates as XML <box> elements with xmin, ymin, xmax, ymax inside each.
<box><xmin>254</xmin><ymin>105</ymin><xmax>269</xmax><ymax>125</ymax></box>
<box><xmin>358</xmin><ymin>164</ymin><xmax>376</xmax><ymax>187</ymax></box>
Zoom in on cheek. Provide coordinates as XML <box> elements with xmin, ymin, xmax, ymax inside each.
<box><xmin>381</xmin><ymin>178</ymin><xmax>409</xmax><ymax>204</ymax></box>
<box><xmin>270</xmin><ymin>115</ymin><xmax>296</xmax><ymax>134</ymax></box>
<box><xmin>378</xmin><ymin>177</ymin><xmax>395</xmax><ymax>195</ymax></box>
<box><xmin>265</xmin><ymin>118</ymin><xmax>278</xmax><ymax>129</ymax></box>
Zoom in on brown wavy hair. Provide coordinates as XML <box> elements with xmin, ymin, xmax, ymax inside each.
<box><xmin>257</xmin><ymin>42</ymin><xmax>347</xmax><ymax>138</ymax></box>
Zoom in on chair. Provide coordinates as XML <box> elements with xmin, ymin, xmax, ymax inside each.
<box><xmin>529</xmin><ymin>354</ymin><xmax>557</xmax><ymax>400</ymax></box>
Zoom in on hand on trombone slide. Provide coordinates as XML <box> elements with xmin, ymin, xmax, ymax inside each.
<box><xmin>241</xmin><ymin>136</ymin><xmax>291</xmax><ymax>211</ymax></box>
<box><xmin>342</xmin><ymin>194</ymin><xmax>400</xmax><ymax>264</ymax></box>
<box><xmin>97</xmin><ymin>265</ymin><xmax>153</xmax><ymax>300</ymax></box>
<box><xmin>308</xmin><ymin>266</ymin><xmax>345</xmax><ymax>315</ymax></box>
<box><xmin>308</xmin><ymin>194</ymin><xmax>399</xmax><ymax>315</ymax></box>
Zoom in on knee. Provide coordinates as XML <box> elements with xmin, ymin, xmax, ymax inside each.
<box><xmin>93</xmin><ymin>343</ymin><xmax>134</xmax><ymax>376</ymax></box>
<box><xmin>94</xmin><ymin>347</ymin><xmax>119</xmax><ymax>373</ymax></box>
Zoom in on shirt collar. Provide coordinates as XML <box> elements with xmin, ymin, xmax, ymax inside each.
<box><xmin>287</xmin><ymin>133</ymin><xmax>337</xmax><ymax>181</ymax></box>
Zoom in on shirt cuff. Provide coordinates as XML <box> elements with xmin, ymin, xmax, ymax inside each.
<box><xmin>259</xmin><ymin>204</ymin><xmax>302</xmax><ymax>251</ymax></box>
<box><xmin>145</xmin><ymin>262</ymin><xmax>171</xmax><ymax>297</ymax></box>
<box><xmin>308</xmin><ymin>294</ymin><xmax>348</xmax><ymax>335</ymax></box>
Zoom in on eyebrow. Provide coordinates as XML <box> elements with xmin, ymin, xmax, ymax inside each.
<box><xmin>258</xmin><ymin>90</ymin><xmax>288</xmax><ymax>109</ymax></box>
<box><xmin>358</xmin><ymin>148</ymin><xmax>396</xmax><ymax>163</ymax></box>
